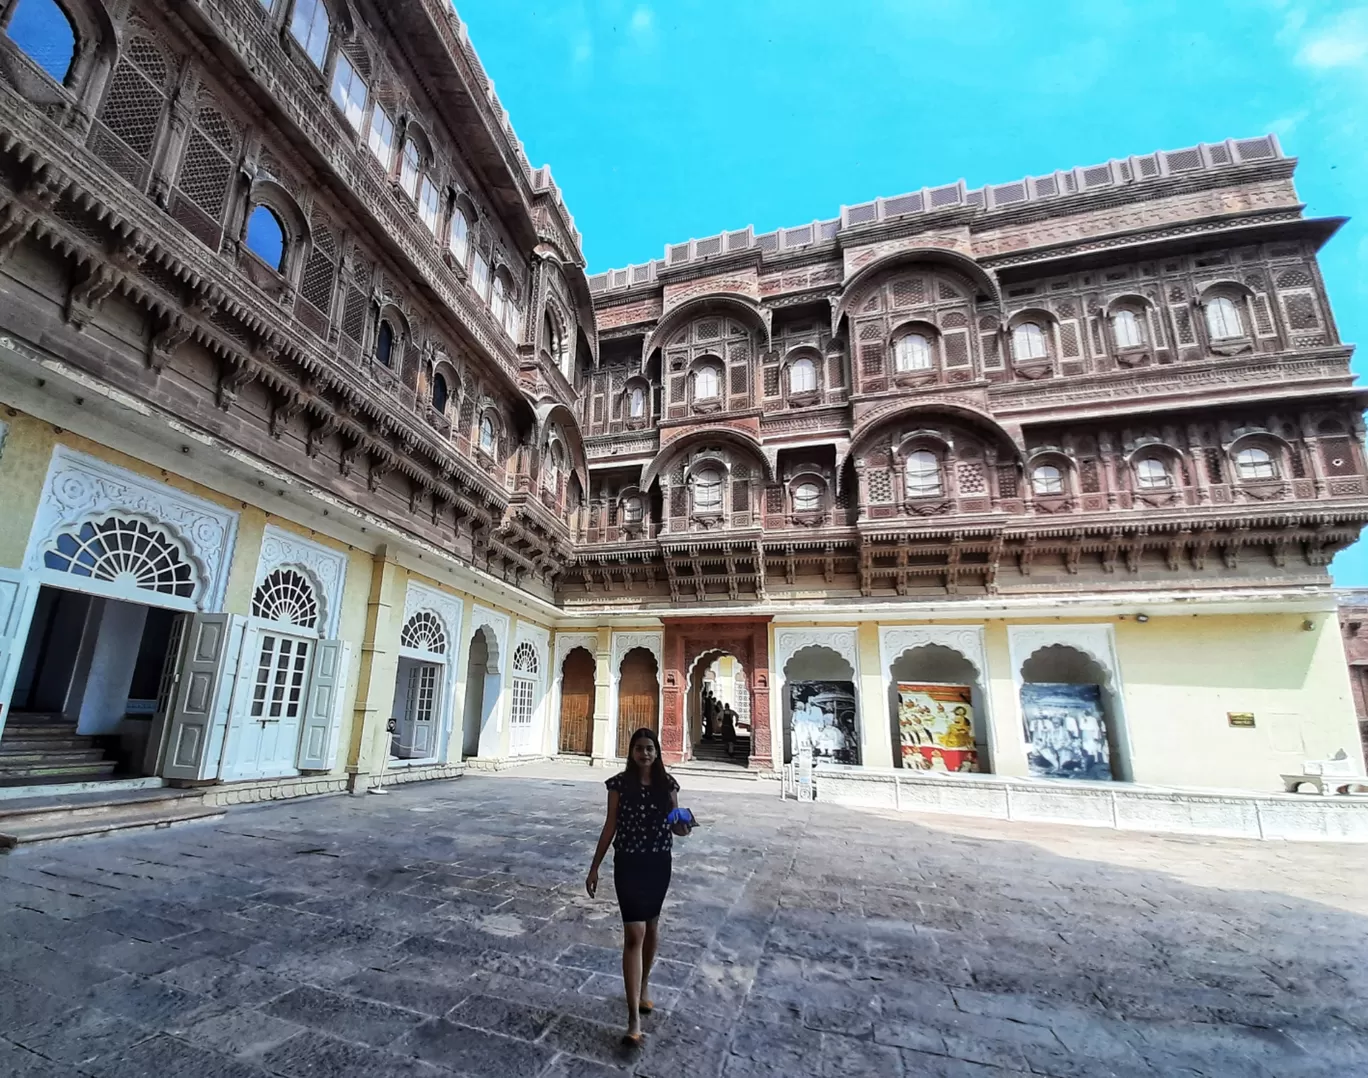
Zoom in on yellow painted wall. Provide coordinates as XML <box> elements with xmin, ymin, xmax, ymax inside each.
<box><xmin>1114</xmin><ymin>613</ymin><xmax>1362</xmax><ymax>791</ymax></box>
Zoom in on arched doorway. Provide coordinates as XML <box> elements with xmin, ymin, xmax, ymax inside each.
<box><xmin>782</xmin><ymin>646</ymin><xmax>858</xmax><ymax>765</ymax></box>
<box><xmin>890</xmin><ymin>644</ymin><xmax>991</xmax><ymax>773</ymax></box>
<box><xmin>558</xmin><ymin>647</ymin><xmax>595</xmax><ymax>756</ymax></box>
<box><xmin>1019</xmin><ymin>645</ymin><xmax>1127</xmax><ymax>781</ymax></box>
<box><xmin>390</xmin><ymin>610</ymin><xmax>449</xmax><ymax>763</ymax></box>
<box><xmin>460</xmin><ymin>626</ymin><xmax>501</xmax><ymax>759</ymax></box>
<box><xmin>685</xmin><ymin>649</ymin><xmax>751</xmax><ymax>766</ymax></box>
<box><xmin>615</xmin><ymin>647</ymin><xmax>659</xmax><ymax>758</ymax></box>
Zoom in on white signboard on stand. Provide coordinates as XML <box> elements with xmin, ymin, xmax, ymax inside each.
<box><xmin>797</xmin><ymin>745</ymin><xmax>814</xmax><ymax>802</ymax></box>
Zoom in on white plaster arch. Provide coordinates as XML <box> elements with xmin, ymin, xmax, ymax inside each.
<box><xmin>254</xmin><ymin>525</ymin><xmax>347</xmax><ymax>638</ymax></box>
<box><xmin>549</xmin><ymin>631</ymin><xmax>598</xmax><ymax>756</ymax></box>
<box><xmin>774</xmin><ymin>626</ymin><xmax>861</xmax><ymax>766</ymax></box>
<box><xmin>1007</xmin><ymin>623</ymin><xmax>1133</xmax><ymax>781</ymax></box>
<box><xmin>392</xmin><ymin>580</ymin><xmax>466</xmax><ymax>764</ymax></box>
<box><xmin>880</xmin><ymin>625</ymin><xmax>986</xmax><ymax>677</ymax></box>
<box><xmin>511</xmin><ymin>622</ymin><xmax>551</xmax><ymax>756</ymax></box>
<box><xmin>609</xmin><ymin>631</ymin><xmax>662</xmax><ymax>759</ymax></box>
<box><xmin>880</xmin><ymin>625</ymin><xmax>995</xmax><ymax>770</ymax></box>
<box><xmin>401</xmin><ymin>580</ymin><xmax>464</xmax><ymax>662</ymax></box>
<box><xmin>25</xmin><ymin>446</ymin><xmax>239</xmax><ymax>612</ymax></box>
<box><xmin>776</xmin><ymin>628</ymin><xmax>859</xmax><ymax>675</ymax></box>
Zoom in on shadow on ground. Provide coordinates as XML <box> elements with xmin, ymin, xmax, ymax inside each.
<box><xmin>0</xmin><ymin>767</ymin><xmax>1364</xmax><ymax>1077</ymax></box>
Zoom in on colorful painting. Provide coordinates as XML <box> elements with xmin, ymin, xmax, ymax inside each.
<box><xmin>789</xmin><ymin>681</ymin><xmax>859</xmax><ymax>765</ymax></box>
<box><xmin>897</xmin><ymin>683</ymin><xmax>980</xmax><ymax>772</ymax></box>
<box><xmin>1020</xmin><ymin>682</ymin><xmax>1112</xmax><ymax>781</ymax></box>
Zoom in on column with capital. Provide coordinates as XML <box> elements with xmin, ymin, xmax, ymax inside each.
<box><xmin>747</xmin><ymin>621</ymin><xmax>774</xmax><ymax>772</ymax></box>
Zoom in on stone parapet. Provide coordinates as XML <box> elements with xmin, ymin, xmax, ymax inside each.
<box><xmin>811</xmin><ymin>764</ymin><xmax>1368</xmax><ymax>843</ymax></box>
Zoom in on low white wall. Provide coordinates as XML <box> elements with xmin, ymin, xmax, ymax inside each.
<box><xmin>812</xmin><ymin>764</ymin><xmax>1368</xmax><ymax>843</ymax></box>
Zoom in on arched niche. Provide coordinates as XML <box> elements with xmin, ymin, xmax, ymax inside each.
<box><xmin>780</xmin><ymin>644</ymin><xmax>858</xmax><ymax>766</ymax></box>
<box><xmin>1018</xmin><ymin>646</ymin><xmax>1128</xmax><ymax>782</ymax></box>
<box><xmin>887</xmin><ymin>644</ymin><xmax>991</xmax><ymax>773</ymax></box>
<box><xmin>460</xmin><ymin>619</ymin><xmax>504</xmax><ymax>759</ymax></box>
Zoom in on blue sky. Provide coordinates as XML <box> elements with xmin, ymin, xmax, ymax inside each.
<box><xmin>455</xmin><ymin>0</ymin><xmax>1368</xmax><ymax>584</ymax></box>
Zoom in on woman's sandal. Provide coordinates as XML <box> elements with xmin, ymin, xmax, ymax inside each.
<box><xmin>638</xmin><ymin>999</ymin><xmax>654</xmax><ymax>1015</ymax></box>
<box><xmin>621</xmin><ymin>1031</ymin><xmax>644</xmax><ymax>1048</ymax></box>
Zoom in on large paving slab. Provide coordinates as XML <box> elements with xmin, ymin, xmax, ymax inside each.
<box><xmin>0</xmin><ymin>762</ymin><xmax>1365</xmax><ymax>1077</ymax></box>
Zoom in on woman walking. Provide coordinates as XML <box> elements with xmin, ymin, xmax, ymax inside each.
<box><xmin>585</xmin><ymin>727</ymin><xmax>692</xmax><ymax>1046</ymax></box>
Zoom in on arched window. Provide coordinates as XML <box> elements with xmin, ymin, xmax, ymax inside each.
<box><xmin>905</xmin><ymin>451</ymin><xmax>942</xmax><ymax>496</ymax></box>
<box><xmin>245</xmin><ymin>205</ymin><xmax>287</xmax><ymax>271</ymax></box>
<box><xmin>366</xmin><ymin>105</ymin><xmax>395</xmax><ymax>169</ymax></box>
<box><xmin>289</xmin><ymin>0</ymin><xmax>331</xmax><ymax>68</ymax></box>
<box><xmin>431</xmin><ymin>373</ymin><xmax>448</xmax><ymax>413</ymax></box>
<box><xmin>251</xmin><ymin>569</ymin><xmax>320</xmax><ymax>630</ymax></box>
<box><xmin>329</xmin><ymin>53</ymin><xmax>368</xmax><ymax>131</ymax></box>
<box><xmin>1135</xmin><ymin>457</ymin><xmax>1172</xmax><ymax>489</ymax></box>
<box><xmin>544</xmin><ymin>443</ymin><xmax>563</xmax><ymax>491</ymax></box>
<box><xmin>622</xmin><ymin>496</ymin><xmax>644</xmax><ymax>523</ymax></box>
<box><xmin>400</xmin><ymin>138</ymin><xmax>422</xmax><ymax>199</ymax></box>
<box><xmin>375</xmin><ymin>320</ymin><xmax>395</xmax><ymax>367</ymax></box>
<box><xmin>491</xmin><ymin>274</ymin><xmax>507</xmax><ymax>323</ymax></box>
<box><xmin>1012</xmin><ymin>322</ymin><xmax>1048</xmax><ymax>362</ymax></box>
<box><xmin>4</xmin><ymin>0</ymin><xmax>77</xmax><ymax>84</ymax></box>
<box><xmin>1112</xmin><ymin>309</ymin><xmax>1144</xmax><ymax>349</ymax></box>
<box><xmin>1235</xmin><ymin>446</ymin><xmax>1276</xmax><ymax>481</ymax></box>
<box><xmin>513</xmin><ymin>641</ymin><xmax>539</xmax><ymax>675</ymax></box>
<box><xmin>44</xmin><ymin>517</ymin><xmax>196</xmax><ymax>598</ymax></box>
<box><xmin>1205</xmin><ymin>296</ymin><xmax>1243</xmax><ymax>340</ymax></box>
<box><xmin>693</xmin><ymin>365</ymin><xmax>721</xmax><ymax>400</ymax></box>
<box><xmin>1031</xmin><ymin>464</ymin><xmax>1064</xmax><ymax>495</ymax></box>
<box><xmin>693</xmin><ymin>468</ymin><xmax>723</xmax><ymax>512</ymax></box>
<box><xmin>449</xmin><ymin>207</ymin><xmax>469</xmax><ymax>265</ymax></box>
<box><xmin>418</xmin><ymin>177</ymin><xmax>439</xmax><ymax>233</ymax></box>
<box><xmin>478</xmin><ymin>414</ymin><xmax>496</xmax><ymax>454</ymax></box>
<box><xmin>793</xmin><ymin>481</ymin><xmax>822</xmax><ymax>513</ymax></box>
<box><xmin>789</xmin><ymin>358</ymin><xmax>817</xmax><ymax>393</ymax></box>
<box><xmin>628</xmin><ymin>386</ymin><xmax>645</xmax><ymax>418</ymax></box>
<box><xmin>894</xmin><ymin>333</ymin><xmax>933</xmax><ymax>372</ymax></box>
<box><xmin>401</xmin><ymin>611</ymin><xmax>447</xmax><ymax>655</ymax></box>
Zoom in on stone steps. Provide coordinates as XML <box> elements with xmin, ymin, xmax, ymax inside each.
<box><xmin>0</xmin><ymin>786</ymin><xmax>225</xmax><ymax>849</ymax></box>
<box><xmin>0</xmin><ymin>713</ymin><xmax>122</xmax><ymax>787</ymax></box>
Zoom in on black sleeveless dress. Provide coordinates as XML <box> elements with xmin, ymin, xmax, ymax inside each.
<box><xmin>605</xmin><ymin>772</ymin><xmax>679</xmax><ymax>923</ymax></box>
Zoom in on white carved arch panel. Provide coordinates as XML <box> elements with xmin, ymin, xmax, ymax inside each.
<box><xmin>1007</xmin><ymin>624</ymin><xmax>1120</xmax><ymax>688</ymax></box>
<box><xmin>554</xmin><ymin>632</ymin><xmax>599</xmax><ymax>673</ymax></box>
<box><xmin>776</xmin><ymin>627</ymin><xmax>859</xmax><ymax>677</ymax></box>
<box><xmin>611</xmin><ymin>631</ymin><xmax>663</xmax><ymax>673</ymax></box>
<box><xmin>469</xmin><ymin>604</ymin><xmax>510</xmax><ymax>667</ymax></box>
<box><xmin>254</xmin><ymin>525</ymin><xmax>348</xmax><ymax>637</ymax></box>
<box><xmin>880</xmin><ymin>625</ymin><xmax>987</xmax><ymax>676</ymax></box>
<box><xmin>401</xmin><ymin>580</ymin><xmax>464</xmax><ymax>663</ymax></box>
<box><xmin>25</xmin><ymin>447</ymin><xmax>239</xmax><ymax>611</ymax></box>
<box><xmin>514</xmin><ymin>623</ymin><xmax>551</xmax><ymax>687</ymax></box>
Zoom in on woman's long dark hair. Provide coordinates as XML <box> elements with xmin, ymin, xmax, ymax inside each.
<box><xmin>622</xmin><ymin>727</ymin><xmax>672</xmax><ymax>807</ymax></box>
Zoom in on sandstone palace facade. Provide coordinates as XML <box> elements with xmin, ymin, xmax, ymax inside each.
<box><xmin>0</xmin><ymin>0</ymin><xmax>1363</xmax><ymax>805</ymax></box>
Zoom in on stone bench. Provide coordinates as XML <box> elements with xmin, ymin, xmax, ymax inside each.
<box><xmin>1282</xmin><ymin>757</ymin><xmax>1368</xmax><ymax>796</ymax></box>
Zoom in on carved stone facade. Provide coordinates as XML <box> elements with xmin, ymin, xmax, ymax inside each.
<box><xmin>0</xmin><ymin>4</ymin><xmax>1362</xmax><ymax>796</ymax></box>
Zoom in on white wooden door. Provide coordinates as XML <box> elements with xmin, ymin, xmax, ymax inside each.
<box><xmin>162</xmin><ymin>614</ymin><xmax>242</xmax><ymax>782</ymax></box>
<box><xmin>404</xmin><ymin>662</ymin><xmax>440</xmax><ymax>758</ymax></box>
<box><xmin>510</xmin><ymin>676</ymin><xmax>536</xmax><ymax>755</ymax></box>
<box><xmin>297</xmin><ymin>639</ymin><xmax>344</xmax><ymax>770</ymax></box>
<box><xmin>224</xmin><ymin>629</ymin><xmax>313</xmax><ymax>781</ymax></box>
<box><xmin>0</xmin><ymin>569</ymin><xmax>39</xmax><ymax>737</ymax></box>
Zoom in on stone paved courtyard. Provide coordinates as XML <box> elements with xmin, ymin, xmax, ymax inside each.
<box><xmin>0</xmin><ymin>765</ymin><xmax>1365</xmax><ymax>1078</ymax></box>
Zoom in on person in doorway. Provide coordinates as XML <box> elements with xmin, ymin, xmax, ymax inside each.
<box><xmin>721</xmin><ymin>703</ymin><xmax>738</xmax><ymax>756</ymax></box>
<box><xmin>585</xmin><ymin>727</ymin><xmax>693</xmax><ymax>1047</ymax></box>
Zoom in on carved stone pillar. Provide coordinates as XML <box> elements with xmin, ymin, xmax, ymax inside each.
<box><xmin>660</xmin><ymin>625</ymin><xmax>686</xmax><ymax>763</ymax></box>
<box><xmin>748</xmin><ymin>622</ymin><xmax>773</xmax><ymax>772</ymax></box>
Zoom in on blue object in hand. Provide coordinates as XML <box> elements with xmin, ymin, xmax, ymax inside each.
<box><xmin>667</xmin><ymin>807</ymin><xmax>697</xmax><ymax>828</ymax></box>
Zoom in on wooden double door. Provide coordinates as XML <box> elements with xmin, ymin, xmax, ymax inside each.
<box><xmin>615</xmin><ymin>648</ymin><xmax>660</xmax><ymax>758</ymax></box>
<box><xmin>558</xmin><ymin>648</ymin><xmax>595</xmax><ymax>755</ymax></box>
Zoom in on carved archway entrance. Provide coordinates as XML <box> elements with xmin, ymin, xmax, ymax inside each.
<box><xmin>662</xmin><ymin>617</ymin><xmax>772</xmax><ymax>770</ymax></box>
